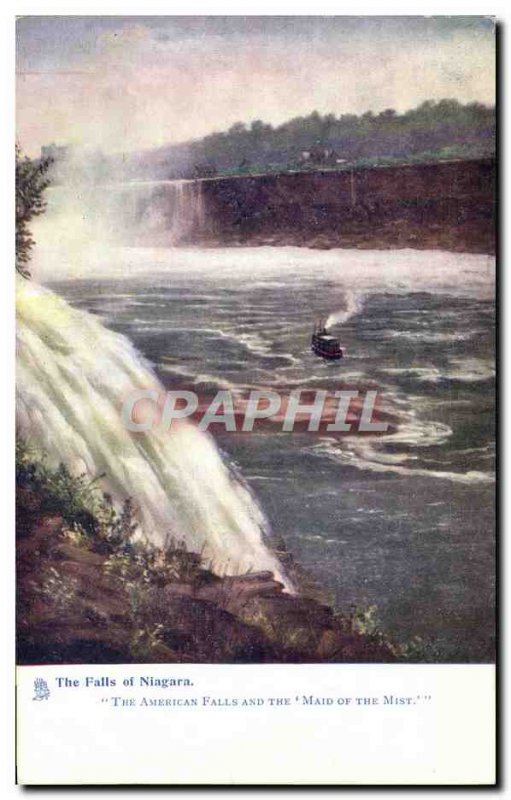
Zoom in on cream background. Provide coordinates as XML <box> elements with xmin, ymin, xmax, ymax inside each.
<box><xmin>17</xmin><ymin>664</ymin><xmax>495</xmax><ymax>785</ymax></box>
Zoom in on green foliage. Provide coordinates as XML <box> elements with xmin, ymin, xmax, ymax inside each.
<box><xmin>181</xmin><ymin>99</ymin><xmax>495</xmax><ymax>178</ymax></box>
<box><xmin>340</xmin><ymin>603</ymin><xmax>444</xmax><ymax>662</ymax></box>
<box><xmin>15</xmin><ymin>145</ymin><xmax>52</xmax><ymax>278</ymax></box>
<box><xmin>16</xmin><ymin>438</ymin><xmax>105</xmax><ymax>532</ymax></box>
<box><xmin>347</xmin><ymin>603</ymin><xmax>381</xmax><ymax>637</ymax></box>
<box><xmin>129</xmin><ymin>623</ymin><xmax>165</xmax><ymax>660</ymax></box>
<box><xmin>102</xmin><ymin>542</ymin><xmax>201</xmax><ymax>587</ymax></box>
<box><xmin>398</xmin><ymin>635</ymin><xmax>447</xmax><ymax>663</ymax></box>
<box><xmin>16</xmin><ymin>438</ymin><xmax>202</xmax><ymax>583</ymax></box>
<box><xmin>16</xmin><ymin>438</ymin><xmax>138</xmax><ymax>550</ymax></box>
<box><xmin>17</xmin><ymin>439</ymin><xmax>206</xmax><ymax>662</ymax></box>
<box><xmin>39</xmin><ymin>566</ymin><xmax>80</xmax><ymax>611</ymax></box>
<box><xmin>335</xmin><ymin>603</ymin><xmax>400</xmax><ymax>656</ymax></box>
<box><xmin>94</xmin><ymin>495</ymin><xmax>139</xmax><ymax>552</ymax></box>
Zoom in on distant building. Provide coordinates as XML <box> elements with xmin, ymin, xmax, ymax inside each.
<box><xmin>300</xmin><ymin>147</ymin><xmax>345</xmax><ymax>166</ymax></box>
<box><xmin>193</xmin><ymin>162</ymin><xmax>218</xmax><ymax>179</ymax></box>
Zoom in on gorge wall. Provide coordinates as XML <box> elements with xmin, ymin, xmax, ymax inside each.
<box><xmin>187</xmin><ymin>158</ymin><xmax>495</xmax><ymax>254</ymax></box>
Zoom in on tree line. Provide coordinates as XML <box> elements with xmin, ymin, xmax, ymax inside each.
<box><xmin>177</xmin><ymin>99</ymin><xmax>495</xmax><ymax>177</ymax></box>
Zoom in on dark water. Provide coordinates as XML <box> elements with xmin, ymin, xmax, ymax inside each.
<box><xmin>49</xmin><ymin>246</ymin><xmax>495</xmax><ymax>661</ymax></box>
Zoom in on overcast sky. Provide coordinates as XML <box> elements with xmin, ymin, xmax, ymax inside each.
<box><xmin>16</xmin><ymin>15</ymin><xmax>496</xmax><ymax>157</ymax></box>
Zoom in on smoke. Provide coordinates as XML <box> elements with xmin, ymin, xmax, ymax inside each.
<box><xmin>325</xmin><ymin>291</ymin><xmax>365</xmax><ymax>329</ymax></box>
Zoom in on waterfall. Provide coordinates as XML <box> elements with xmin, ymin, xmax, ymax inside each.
<box><xmin>33</xmin><ymin>177</ymin><xmax>207</xmax><ymax>259</ymax></box>
<box><xmin>16</xmin><ymin>276</ymin><xmax>291</xmax><ymax>589</ymax></box>
<box><xmin>167</xmin><ymin>180</ymin><xmax>206</xmax><ymax>244</ymax></box>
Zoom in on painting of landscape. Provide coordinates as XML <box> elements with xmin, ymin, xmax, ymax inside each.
<box><xmin>16</xmin><ymin>16</ymin><xmax>495</xmax><ymax>665</ymax></box>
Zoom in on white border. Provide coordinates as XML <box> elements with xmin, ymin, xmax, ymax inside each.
<box><xmin>2</xmin><ymin>3</ymin><xmax>504</xmax><ymax>797</ymax></box>
<box><xmin>16</xmin><ymin>663</ymin><xmax>495</xmax><ymax>786</ymax></box>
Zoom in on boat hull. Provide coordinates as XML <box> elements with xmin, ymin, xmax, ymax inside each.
<box><xmin>311</xmin><ymin>345</ymin><xmax>343</xmax><ymax>360</ymax></box>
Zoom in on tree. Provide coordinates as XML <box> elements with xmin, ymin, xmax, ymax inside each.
<box><xmin>250</xmin><ymin>120</ymin><xmax>266</xmax><ymax>133</ymax></box>
<box><xmin>379</xmin><ymin>108</ymin><xmax>397</xmax><ymax>119</ymax></box>
<box><xmin>228</xmin><ymin>122</ymin><xmax>247</xmax><ymax>135</ymax></box>
<box><xmin>15</xmin><ymin>145</ymin><xmax>52</xmax><ymax>278</ymax></box>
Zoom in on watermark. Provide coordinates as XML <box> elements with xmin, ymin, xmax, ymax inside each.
<box><xmin>121</xmin><ymin>388</ymin><xmax>391</xmax><ymax>435</ymax></box>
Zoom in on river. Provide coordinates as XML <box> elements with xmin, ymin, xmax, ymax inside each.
<box><xmin>43</xmin><ymin>244</ymin><xmax>495</xmax><ymax>662</ymax></box>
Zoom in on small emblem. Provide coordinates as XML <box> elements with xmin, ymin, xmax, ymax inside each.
<box><xmin>33</xmin><ymin>677</ymin><xmax>50</xmax><ymax>701</ymax></box>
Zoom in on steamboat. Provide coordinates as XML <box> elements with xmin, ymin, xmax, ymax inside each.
<box><xmin>311</xmin><ymin>320</ymin><xmax>345</xmax><ymax>360</ymax></box>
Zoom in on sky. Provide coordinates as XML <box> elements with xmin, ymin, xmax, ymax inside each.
<box><xmin>16</xmin><ymin>15</ymin><xmax>496</xmax><ymax>157</ymax></box>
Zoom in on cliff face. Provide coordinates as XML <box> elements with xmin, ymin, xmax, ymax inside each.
<box><xmin>195</xmin><ymin>158</ymin><xmax>495</xmax><ymax>254</ymax></box>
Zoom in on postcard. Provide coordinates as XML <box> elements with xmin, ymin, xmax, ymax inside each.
<box><xmin>15</xmin><ymin>14</ymin><xmax>496</xmax><ymax>785</ymax></box>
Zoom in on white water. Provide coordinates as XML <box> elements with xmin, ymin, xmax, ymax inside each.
<box><xmin>312</xmin><ymin>418</ymin><xmax>495</xmax><ymax>486</ymax></box>
<box><xmin>16</xmin><ymin>276</ymin><xmax>291</xmax><ymax>588</ymax></box>
<box><xmin>24</xmin><ymin>179</ymin><xmax>496</xmax><ymax>575</ymax></box>
<box><xmin>166</xmin><ymin>180</ymin><xmax>206</xmax><ymax>243</ymax></box>
<box><xmin>28</xmin><ymin>220</ymin><xmax>495</xmax><ymax>490</ymax></box>
<box><xmin>31</xmin><ymin>215</ymin><xmax>495</xmax><ymax>298</ymax></box>
<box><xmin>32</xmin><ymin>179</ymin><xmax>206</xmax><ymax>270</ymax></box>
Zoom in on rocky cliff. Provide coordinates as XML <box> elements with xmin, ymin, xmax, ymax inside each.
<box><xmin>194</xmin><ymin>158</ymin><xmax>495</xmax><ymax>254</ymax></box>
